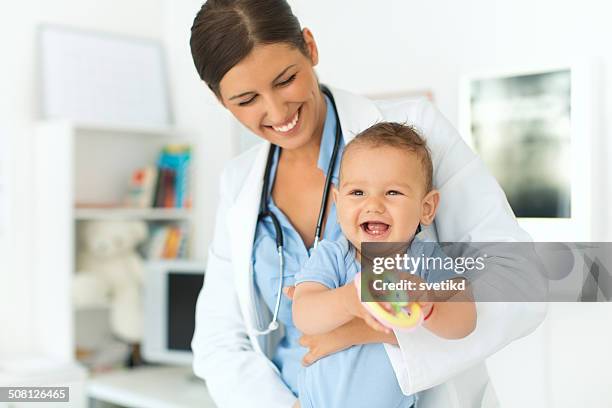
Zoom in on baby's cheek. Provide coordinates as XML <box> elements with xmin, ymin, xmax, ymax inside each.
<box><xmin>335</xmin><ymin>205</ymin><xmax>351</xmax><ymax>226</ymax></box>
<box><xmin>337</xmin><ymin>216</ymin><xmax>354</xmax><ymax>236</ymax></box>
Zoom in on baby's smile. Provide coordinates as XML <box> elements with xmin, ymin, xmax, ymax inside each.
<box><xmin>360</xmin><ymin>221</ymin><xmax>392</xmax><ymax>239</ymax></box>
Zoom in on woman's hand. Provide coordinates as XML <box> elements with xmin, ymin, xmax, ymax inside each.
<box><xmin>283</xmin><ymin>286</ymin><xmax>296</xmax><ymax>299</ymax></box>
<box><xmin>299</xmin><ymin>323</ymin><xmax>350</xmax><ymax>366</ymax></box>
<box><xmin>292</xmin><ymin>401</ymin><xmax>301</xmax><ymax>408</ymax></box>
<box><xmin>298</xmin><ymin>318</ymin><xmax>397</xmax><ymax>366</ymax></box>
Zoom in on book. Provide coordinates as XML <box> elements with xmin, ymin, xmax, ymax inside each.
<box><xmin>146</xmin><ymin>223</ymin><xmax>188</xmax><ymax>259</ymax></box>
<box><xmin>163</xmin><ymin>226</ymin><xmax>181</xmax><ymax>258</ymax></box>
<box><xmin>127</xmin><ymin>144</ymin><xmax>192</xmax><ymax>209</ymax></box>
<box><xmin>156</xmin><ymin>145</ymin><xmax>191</xmax><ymax>208</ymax></box>
<box><xmin>125</xmin><ymin>166</ymin><xmax>158</xmax><ymax>208</ymax></box>
<box><xmin>153</xmin><ymin>168</ymin><xmax>176</xmax><ymax>208</ymax></box>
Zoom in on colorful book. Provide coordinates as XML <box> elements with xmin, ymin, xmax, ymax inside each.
<box><xmin>146</xmin><ymin>223</ymin><xmax>189</xmax><ymax>259</ymax></box>
<box><xmin>126</xmin><ymin>166</ymin><xmax>158</xmax><ymax>208</ymax></box>
<box><xmin>156</xmin><ymin>145</ymin><xmax>191</xmax><ymax>208</ymax></box>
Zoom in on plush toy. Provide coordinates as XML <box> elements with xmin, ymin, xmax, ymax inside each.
<box><xmin>74</xmin><ymin>220</ymin><xmax>148</xmax><ymax>344</ymax></box>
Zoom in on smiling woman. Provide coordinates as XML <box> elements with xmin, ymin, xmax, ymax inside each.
<box><xmin>188</xmin><ymin>1</ymin><xmax>546</xmax><ymax>408</ymax></box>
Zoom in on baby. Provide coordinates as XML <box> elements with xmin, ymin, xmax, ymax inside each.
<box><xmin>292</xmin><ymin>122</ymin><xmax>476</xmax><ymax>408</ymax></box>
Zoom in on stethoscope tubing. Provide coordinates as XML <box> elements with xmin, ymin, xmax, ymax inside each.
<box><xmin>253</xmin><ymin>85</ymin><xmax>342</xmax><ymax>336</ymax></box>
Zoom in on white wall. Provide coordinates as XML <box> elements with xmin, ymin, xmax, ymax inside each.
<box><xmin>163</xmin><ymin>0</ymin><xmax>612</xmax><ymax>244</ymax></box>
<box><xmin>163</xmin><ymin>1</ymin><xmax>612</xmax><ymax>407</ymax></box>
<box><xmin>0</xmin><ymin>0</ymin><xmax>236</xmax><ymax>358</ymax></box>
<box><xmin>292</xmin><ymin>0</ymin><xmax>611</xmax><ymax>243</ymax></box>
<box><xmin>0</xmin><ymin>0</ymin><xmax>235</xmax><ymax>360</ymax></box>
<box><xmin>0</xmin><ymin>0</ymin><xmax>166</xmax><ymax>356</ymax></box>
<box><xmin>160</xmin><ymin>0</ymin><xmax>235</xmax><ymax>262</ymax></box>
<box><xmin>284</xmin><ymin>1</ymin><xmax>612</xmax><ymax>407</ymax></box>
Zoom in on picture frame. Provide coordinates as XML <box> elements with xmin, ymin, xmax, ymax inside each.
<box><xmin>459</xmin><ymin>62</ymin><xmax>600</xmax><ymax>241</ymax></box>
<box><xmin>366</xmin><ymin>89</ymin><xmax>434</xmax><ymax>103</ymax></box>
<box><xmin>38</xmin><ymin>24</ymin><xmax>172</xmax><ymax>127</ymax></box>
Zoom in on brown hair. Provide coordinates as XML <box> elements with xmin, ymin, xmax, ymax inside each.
<box><xmin>190</xmin><ymin>0</ymin><xmax>308</xmax><ymax>97</ymax></box>
<box><xmin>343</xmin><ymin>122</ymin><xmax>434</xmax><ymax>192</ymax></box>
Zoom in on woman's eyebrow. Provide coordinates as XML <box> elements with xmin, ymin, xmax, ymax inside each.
<box><xmin>228</xmin><ymin>64</ymin><xmax>297</xmax><ymax>101</ymax></box>
<box><xmin>272</xmin><ymin>64</ymin><xmax>296</xmax><ymax>83</ymax></box>
<box><xmin>228</xmin><ymin>90</ymin><xmax>255</xmax><ymax>101</ymax></box>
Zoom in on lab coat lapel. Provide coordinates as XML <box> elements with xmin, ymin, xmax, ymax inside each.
<box><xmin>227</xmin><ymin>142</ymin><xmax>270</xmax><ymax>347</ymax></box>
<box><xmin>328</xmin><ymin>86</ymin><xmax>385</xmax><ymax>143</ymax></box>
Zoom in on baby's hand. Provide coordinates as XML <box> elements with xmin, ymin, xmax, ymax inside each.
<box><xmin>360</xmin><ymin>307</ymin><xmax>392</xmax><ymax>334</ymax></box>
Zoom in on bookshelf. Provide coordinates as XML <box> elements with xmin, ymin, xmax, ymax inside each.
<box><xmin>33</xmin><ymin>120</ymin><xmax>200</xmax><ymax>372</ymax></box>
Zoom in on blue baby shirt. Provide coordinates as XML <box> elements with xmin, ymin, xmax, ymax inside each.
<box><xmin>294</xmin><ymin>234</ymin><xmax>458</xmax><ymax>408</ymax></box>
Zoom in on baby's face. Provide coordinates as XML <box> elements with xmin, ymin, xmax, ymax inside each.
<box><xmin>334</xmin><ymin>145</ymin><xmax>438</xmax><ymax>249</ymax></box>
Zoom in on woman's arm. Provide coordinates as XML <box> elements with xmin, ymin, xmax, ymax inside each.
<box><xmin>381</xmin><ymin>98</ymin><xmax>547</xmax><ymax>395</ymax></box>
<box><xmin>192</xmin><ymin>167</ymin><xmax>297</xmax><ymax>408</ymax></box>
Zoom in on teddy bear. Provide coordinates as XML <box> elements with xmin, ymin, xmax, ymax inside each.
<box><xmin>73</xmin><ymin>220</ymin><xmax>148</xmax><ymax>344</ymax></box>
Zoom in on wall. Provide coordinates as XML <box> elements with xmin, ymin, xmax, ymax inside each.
<box><xmin>291</xmin><ymin>0</ymin><xmax>611</xmax><ymax>241</ymax></box>
<box><xmin>287</xmin><ymin>1</ymin><xmax>612</xmax><ymax>407</ymax></box>
<box><xmin>162</xmin><ymin>0</ymin><xmax>611</xmax><ymax>245</ymax></box>
<box><xmin>160</xmin><ymin>0</ymin><xmax>235</xmax><ymax>263</ymax></box>
<box><xmin>0</xmin><ymin>0</ymin><xmax>166</xmax><ymax>357</ymax></box>
<box><xmin>163</xmin><ymin>1</ymin><xmax>612</xmax><ymax>407</ymax></box>
<box><xmin>0</xmin><ymin>0</ymin><xmax>235</xmax><ymax>359</ymax></box>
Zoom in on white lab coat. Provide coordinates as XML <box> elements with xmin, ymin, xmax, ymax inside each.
<box><xmin>191</xmin><ymin>87</ymin><xmax>547</xmax><ymax>408</ymax></box>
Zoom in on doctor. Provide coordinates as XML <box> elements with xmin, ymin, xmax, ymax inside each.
<box><xmin>189</xmin><ymin>1</ymin><xmax>545</xmax><ymax>407</ymax></box>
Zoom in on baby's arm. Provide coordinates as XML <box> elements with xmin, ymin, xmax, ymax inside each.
<box><xmin>293</xmin><ymin>281</ymin><xmax>390</xmax><ymax>335</ymax></box>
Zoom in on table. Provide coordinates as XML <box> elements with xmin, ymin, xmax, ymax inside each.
<box><xmin>87</xmin><ymin>365</ymin><xmax>216</xmax><ymax>408</ymax></box>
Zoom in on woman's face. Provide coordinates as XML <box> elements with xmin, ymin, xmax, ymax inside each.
<box><xmin>218</xmin><ymin>30</ymin><xmax>325</xmax><ymax>151</ymax></box>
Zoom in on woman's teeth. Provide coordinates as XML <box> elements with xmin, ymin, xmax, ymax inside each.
<box><xmin>272</xmin><ymin>110</ymin><xmax>299</xmax><ymax>133</ymax></box>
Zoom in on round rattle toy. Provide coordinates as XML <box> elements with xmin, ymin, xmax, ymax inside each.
<box><xmin>354</xmin><ymin>272</ymin><xmax>423</xmax><ymax>330</ymax></box>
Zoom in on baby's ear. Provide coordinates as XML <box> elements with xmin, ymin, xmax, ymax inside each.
<box><xmin>420</xmin><ymin>189</ymin><xmax>440</xmax><ymax>226</ymax></box>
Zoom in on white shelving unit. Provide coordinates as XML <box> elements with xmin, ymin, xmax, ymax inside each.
<box><xmin>74</xmin><ymin>207</ymin><xmax>194</xmax><ymax>221</ymax></box>
<box><xmin>32</xmin><ymin>119</ymin><xmax>200</xmax><ymax>380</ymax></box>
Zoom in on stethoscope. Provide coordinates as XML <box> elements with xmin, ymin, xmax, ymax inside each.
<box><xmin>252</xmin><ymin>85</ymin><xmax>342</xmax><ymax>336</ymax></box>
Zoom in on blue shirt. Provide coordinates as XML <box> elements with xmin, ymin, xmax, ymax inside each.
<box><xmin>294</xmin><ymin>235</ymin><xmax>457</xmax><ymax>408</ymax></box>
<box><xmin>252</xmin><ymin>95</ymin><xmax>344</xmax><ymax>394</ymax></box>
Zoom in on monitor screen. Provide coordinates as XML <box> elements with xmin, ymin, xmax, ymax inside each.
<box><xmin>167</xmin><ymin>271</ymin><xmax>204</xmax><ymax>351</ymax></box>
